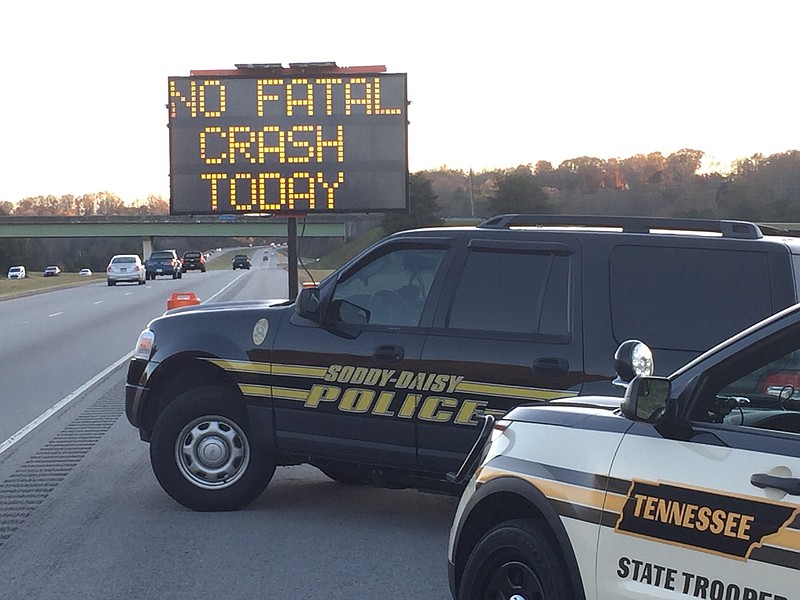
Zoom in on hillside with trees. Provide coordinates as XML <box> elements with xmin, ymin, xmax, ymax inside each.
<box><xmin>422</xmin><ymin>149</ymin><xmax>800</xmax><ymax>223</ymax></box>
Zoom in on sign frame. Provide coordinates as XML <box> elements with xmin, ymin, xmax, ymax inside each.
<box><xmin>167</xmin><ymin>67</ymin><xmax>409</xmax><ymax>216</ymax></box>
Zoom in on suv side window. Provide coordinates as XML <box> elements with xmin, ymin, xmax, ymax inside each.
<box><xmin>611</xmin><ymin>246</ymin><xmax>773</xmax><ymax>352</ymax></box>
<box><xmin>330</xmin><ymin>247</ymin><xmax>446</xmax><ymax>327</ymax></box>
<box><xmin>446</xmin><ymin>244</ymin><xmax>570</xmax><ymax>336</ymax></box>
<box><xmin>690</xmin><ymin>329</ymin><xmax>800</xmax><ymax>434</ymax></box>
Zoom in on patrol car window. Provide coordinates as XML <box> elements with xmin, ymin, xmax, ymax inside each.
<box><xmin>691</xmin><ymin>334</ymin><xmax>800</xmax><ymax>435</ymax></box>
<box><xmin>446</xmin><ymin>249</ymin><xmax>569</xmax><ymax>335</ymax></box>
<box><xmin>611</xmin><ymin>246</ymin><xmax>772</xmax><ymax>352</ymax></box>
<box><xmin>330</xmin><ymin>247</ymin><xmax>446</xmax><ymax>327</ymax></box>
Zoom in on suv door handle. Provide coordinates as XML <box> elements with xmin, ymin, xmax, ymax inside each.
<box><xmin>373</xmin><ymin>344</ymin><xmax>405</xmax><ymax>364</ymax></box>
<box><xmin>750</xmin><ymin>472</ymin><xmax>800</xmax><ymax>496</ymax></box>
<box><xmin>532</xmin><ymin>357</ymin><xmax>569</xmax><ymax>376</ymax></box>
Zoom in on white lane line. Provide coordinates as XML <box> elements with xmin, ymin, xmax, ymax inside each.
<box><xmin>1</xmin><ymin>274</ymin><xmax>245</xmax><ymax>457</ymax></box>
<box><xmin>203</xmin><ymin>272</ymin><xmax>249</xmax><ymax>303</ymax></box>
<box><xmin>93</xmin><ymin>301</ymin><xmax>103</xmax><ymax>305</ymax></box>
<box><xmin>48</xmin><ymin>312</ymin><xmax>64</xmax><ymax>318</ymax></box>
<box><xmin>0</xmin><ymin>352</ymin><xmax>133</xmax><ymax>457</ymax></box>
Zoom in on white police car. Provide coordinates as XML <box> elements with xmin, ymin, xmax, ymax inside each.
<box><xmin>448</xmin><ymin>304</ymin><xmax>800</xmax><ymax>600</ymax></box>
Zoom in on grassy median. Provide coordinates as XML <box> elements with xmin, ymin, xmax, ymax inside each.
<box><xmin>0</xmin><ymin>272</ymin><xmax>105</xmax><ymax>299</ymax></box>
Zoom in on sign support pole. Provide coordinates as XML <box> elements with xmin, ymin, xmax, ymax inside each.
<box><xmin>288</xmin><ymin>217</ymin><xmax>298</xmax><ymax>300</ymax></box>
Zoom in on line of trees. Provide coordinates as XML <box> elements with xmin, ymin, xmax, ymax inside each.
<box><xmin>416</xmin><ymin>149</ymin><xmax>800</xmax><ymax>223</ymax></box>
<box><xmin>0</xmin><ymin>192</ymin><xmax>169</xmax><ymax>218</ymax></box>
<box><xmin>4</xmin><ymin>148</ymin><xmax>800</xmax><ymax>272</ymax></box>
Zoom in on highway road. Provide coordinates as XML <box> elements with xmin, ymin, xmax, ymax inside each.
<box><xmin>0</xmin><ymin>248</ymin><xmax>289</xmax><ymax>443</ymax></box>
<box><xmin>0</xmin><ymin>247</ymin><xmax>458</xmax><ymax>599</ymax></box>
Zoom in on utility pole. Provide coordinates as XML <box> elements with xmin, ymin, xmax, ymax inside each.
<box><xmin>469</xmin><ymin>167</ymin><xmax>475</xmax><ymax>217</ymax></box>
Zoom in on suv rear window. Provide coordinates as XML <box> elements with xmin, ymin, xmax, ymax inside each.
<box><xmin>446</xmin><ymin>246</ymin><xmax>570</xmax><ymax>336</ymax></box>
<box><xmin>184</xmin><ymin>252</ymin><xmax>201</xmax><ymax>259</ymax></box>
<box><xmin>611</xmin><ymin>245</ymin><xmax>773</xmax><ymax>352</ymax></box>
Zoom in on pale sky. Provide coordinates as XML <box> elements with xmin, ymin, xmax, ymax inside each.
<box><xmin>1</xmin><ymin>0</ymin><xmax>797</xmax><ymax>204</ymax></box>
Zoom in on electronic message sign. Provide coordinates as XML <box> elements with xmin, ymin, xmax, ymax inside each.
<box><xmin>167</xmin><ymin>72</ymin><xmax>408</xmax><ymax>215</ymax></box>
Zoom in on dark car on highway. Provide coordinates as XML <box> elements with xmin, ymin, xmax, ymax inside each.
<box><xmin>146</xmin><ymin>250</ymin><xmax>182</xmax><ymax>280</ymax></box>
<box><xmin>232</xmin><ymin>254</ymin><xmax>251</xmax><ymax>270</ymax></box>
<box><xmin>181</xmin><ymin>251</ymin><xmax>206</xmax><ymax>273</ymax></box>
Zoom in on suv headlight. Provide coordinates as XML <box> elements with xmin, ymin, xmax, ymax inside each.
<box><xmin>133</xmin><ymin>330</ymin><xmax>155</xmax><ymax>361</ymax></box>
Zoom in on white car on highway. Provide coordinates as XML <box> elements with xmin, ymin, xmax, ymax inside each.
<box><xmin>7</xmin><ymin>265</ymin><xmax>26</xmax><ymax>279</ymax></box>
<box><xmin>106</xmin><ymin>255</ymin><xmax>146</xmax><ymax>286</ymax></box>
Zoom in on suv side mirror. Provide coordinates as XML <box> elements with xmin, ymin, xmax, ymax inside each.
<box><xmin>295</xmin><ymin>287</ymin><xmax>322</xmax><ymax>321</ymax></box>
<box><xmin>621</xmin><ymin>376</ymin><xmax>671</xmax><ymax>424</ymax></box>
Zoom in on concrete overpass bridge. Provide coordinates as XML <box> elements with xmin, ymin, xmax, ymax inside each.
<box><xmin>0</xmin><ymin>215</ymin><xmax>346</xmax><ymax>259</ymax></box>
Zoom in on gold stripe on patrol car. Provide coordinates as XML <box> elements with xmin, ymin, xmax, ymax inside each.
<box><xmin>205</xmin><ymin>358</ymin><xmax>271</xmax><ymax>374</ymax></box>
<box><xmin>455</xmin><ymin>381</ymin><xmax>578</xmax><ymax>401</ymax></box>
<box><xmin>239</xmin><ymin>384</ymin><xmax>311</xmax><ymax>402</ymax></box>
<box><xmin>271</xmin><ymin>386</ymin><xmax>311</xmax><ymax>401</ymax></box>
<box><xmin>762</xmin><ymin>525</ymin><xmax>800</xmax><ymax>552</ymax></box>
<box><xmin>212</xmin><ymin>360</ymin><xmax>576</xmax><ymax>402</ymax></box>
<box><xmin>477</xmin><ymin>465</ymin><xmax>606</xmax><ymax>511</ymax></box>
<box><xmin>238</xmin><ymin>384</ymin><xmax>271</xmax><ymax>397</ymax></box>
<box><xmin>271</xmin><ymin>364</ymin><xmax>330</xmax><ymax>378</ymax></box>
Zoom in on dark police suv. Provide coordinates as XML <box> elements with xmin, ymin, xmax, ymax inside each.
<box><xmin>125</xmin><ymin>215</ymin><xmax>800</xmax><ymax>511</ymax></box>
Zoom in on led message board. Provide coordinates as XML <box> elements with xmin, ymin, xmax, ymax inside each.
<box><xmin>167</xmin><ymin>73</ymin><xmax>408</xmax><ymax>215</ymax></box>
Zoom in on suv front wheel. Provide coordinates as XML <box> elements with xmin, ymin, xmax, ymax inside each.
<box><xmin>149</xmin><ymin>386</ymin><xmax>275</xmax><ymax>511</ymax></box>
<box><xmin>458</xmin><ymin>519</ymin><xmax>574</xmax><ymax>600</ymax></box>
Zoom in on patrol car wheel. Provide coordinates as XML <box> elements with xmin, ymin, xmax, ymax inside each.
<box><xmin>149</xmin><ymin>387</ymin><xmax>275</xmax><ymax>511</ymax></box>
<box><xmin>458</xmin><ymin>519</ymin><xmax>573</xmax><ymax>600</ymax></box>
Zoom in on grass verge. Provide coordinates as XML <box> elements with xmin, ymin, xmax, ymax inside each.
<box><xmin>0</xmin><ymin>273</ymin><xmax>105</xmax><ymax>299</ymax></box>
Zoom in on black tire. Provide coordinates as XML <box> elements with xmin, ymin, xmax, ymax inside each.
<box><xmin>458</xmin><ymin>519</ymin><xmax>574</xmax><ymax>600</ymax></box>
<box><xmin>149</xmin><ymin>386</ymin><xmax>275</xmax><ymax>511</ymax></box>
<box><xmin>107</xmin><ymin>280</ymin><xmax>115</xmax><ymax>286</ymax></box>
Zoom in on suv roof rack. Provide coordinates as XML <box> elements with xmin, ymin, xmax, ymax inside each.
<box><xmin>477</xmin><ymin>214</ymin><xmax>763</xmax><ymax>240</ymax></box>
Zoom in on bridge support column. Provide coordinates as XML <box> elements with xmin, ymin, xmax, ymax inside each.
<box><xmin>142</xmin><ymin>236</ymin><xmax>153</xmax><ymax>259</ymax></box>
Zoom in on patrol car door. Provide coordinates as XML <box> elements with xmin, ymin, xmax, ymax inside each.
<box><xmin>417</xmin><ymin>236</ymin><xmax>584</xmax><ymax>475</ymax></box>
<box><xmin>273</xmin><ymin>239</ymin><xmax>452</xmax><ymax>468</ymax></box>
<box><xmin>596</xmin><ymin>332</ymin><xmax>800</xmax><ymax>599</ymax></box>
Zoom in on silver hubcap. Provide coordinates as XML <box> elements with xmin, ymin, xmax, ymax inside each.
<box><xmin>175</xmin><ymin>416</ymin><xmax>250</xmax><ymax>489</ymax></box>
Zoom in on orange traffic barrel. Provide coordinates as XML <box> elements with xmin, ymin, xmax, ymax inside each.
<box><xmin>167</xmin><ymin>292</ymin><xmax>201</xmax><ymax>310</ymax></box>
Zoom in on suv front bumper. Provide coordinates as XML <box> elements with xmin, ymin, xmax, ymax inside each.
<box><xmin>125</xmin><ymin>383</ymin><xmax>151</xmax><ymax>440</ymax></box>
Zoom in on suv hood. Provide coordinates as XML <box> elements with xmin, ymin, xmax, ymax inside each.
<box><xmin>164</xmin><ymin>298</ymin><xmax>291</xmax><ymax>315</ymax></box>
